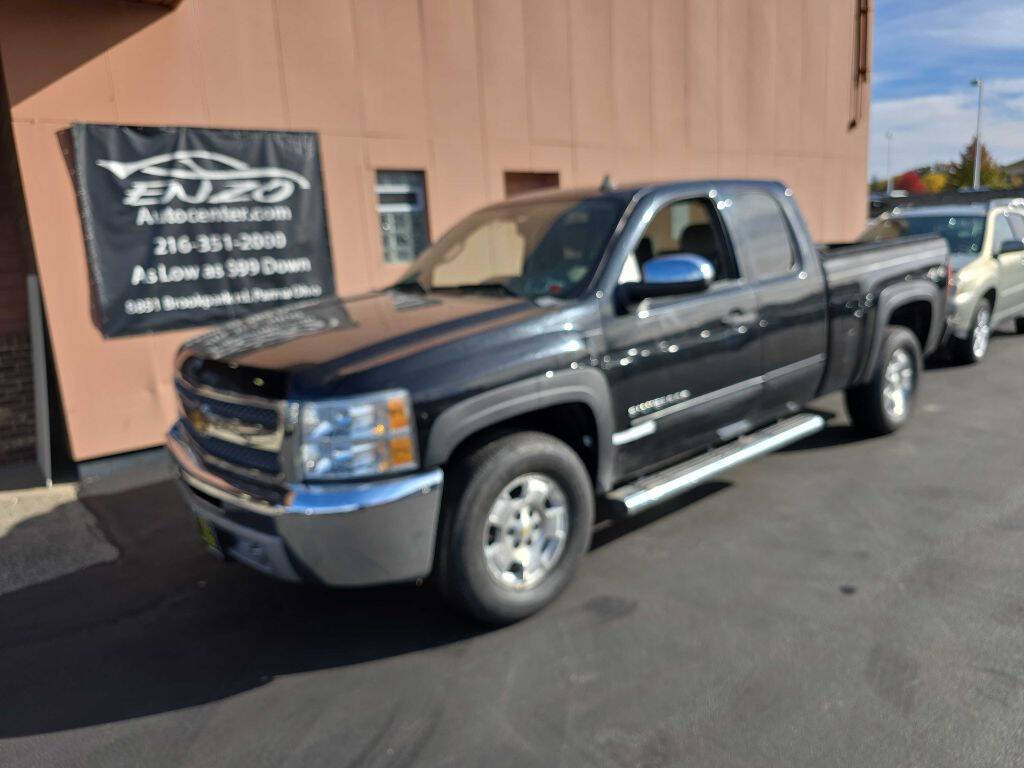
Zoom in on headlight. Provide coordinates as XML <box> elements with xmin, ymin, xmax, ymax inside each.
<box><xmin>298</xmin><ymin>389</ymin><xmax>417</xmax><ymax>481</ymax></box>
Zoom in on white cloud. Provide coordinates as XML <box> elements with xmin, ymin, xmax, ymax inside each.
<box><xmin>869</xmin><ymin>86</ymin><xmax>1024</xmax><ymax>178</ymax></box>
<box><xmin>878</xmin><ymin>1</ymin><xmax>1024</xmax><ymax>52</ymax></box>
<box><xmin>917</xmin><ymin>5</ymin><xmax>1024</xmax><ymax>49</ymax></box>
<box><xmin>986</xmin><ymin>78</ymin><xmax>1024</xmax><ymax>95</ymax></box>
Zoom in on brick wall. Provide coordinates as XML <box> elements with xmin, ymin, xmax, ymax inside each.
<box><xmin>0</xmin><ymin>60</ymin><xmax>35</xmax><ymax>464</ymax></box>
<box><xmin>0</xmin><ymin>332</ymin><xmax>34</xmax><ymax>462</ymax></box>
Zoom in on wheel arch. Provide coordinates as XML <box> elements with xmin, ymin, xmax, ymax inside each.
<box><xmin>888</xmin><ymin>299</ymin><xmax>932</xmax><ymax>351</ymax></box>
<box><xmin>857</xmin><ymin>283</ymin><xmax>941</xmax><ymax>384</ymax></box>
<box><xmin>982</xmin><ymin>286</ymin><xmax>998</xmax><ymax>314</ymax></box>
<box><xmin>423</xmin><ymin>368</ymin><xmax>615</xmax><ymax>493</ymax></box>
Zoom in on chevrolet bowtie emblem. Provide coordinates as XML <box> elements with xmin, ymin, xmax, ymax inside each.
<box><xmin>187</xmin><ymin>406</ymin><xmax>208</xmax><ymax>432</ymax></box>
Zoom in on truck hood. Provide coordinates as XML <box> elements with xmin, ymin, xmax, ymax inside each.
<box><xmin>178</xmin><ymin>290</ymin><xmax>584</xmax><ymax>398</ymax></box>
<box><xmin>183</xmin><ymin>290</ymin><xmax>552</xmax><ymax>367</ymax></box>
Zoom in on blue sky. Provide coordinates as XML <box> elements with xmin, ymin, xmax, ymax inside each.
<box><xmin>870</xmin><ymin>0</ymin><xmax>1024</xmax><ymax>178</ymax></box>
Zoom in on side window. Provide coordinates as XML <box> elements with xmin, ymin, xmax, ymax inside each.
<box><xmin>728</xmin><ymin>192</ymin><xmax>799</xmax><ymax>280</ymax></box>
<box><xmin>992</xmin><ymin>213</ymin><xmax>1016</xmax><ymax>253</ymax></box>
<box><xmin>1009</xmin><ymin>213</ymin><xmax>1024</xmax><ymax>241</ymax></box>
<box><xmin>618</xmin><ymin>198</ymin><xmax>737</xmax><ymax>285</ymax></box>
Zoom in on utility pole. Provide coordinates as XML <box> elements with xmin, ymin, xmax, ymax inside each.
<box><xmin>971</xmin><ymin>79</ymin><xmax>984</xmax><ymax>190</ymax></box>
<box><xmin>885</xmin><ymin>131</ymin><xmax>895</xmax><ymax>195</ymax></box>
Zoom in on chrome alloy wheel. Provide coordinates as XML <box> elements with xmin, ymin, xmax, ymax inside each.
<box><xmin>482</xmin><ymin>473</ymin><xmax>569</xmax><ymax>590</ymax></box>
<box><xmin>972</xmin><ymin>305</ymin><xmax>992</xmax><ymax>360</ymax></box>
<box><xmin>882</xmin><ymin>347</ymin><xmax>914</xmax><ymax>420</ymax></box>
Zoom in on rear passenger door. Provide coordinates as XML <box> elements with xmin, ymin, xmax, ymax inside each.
<box><xmin>721</xmin><ymin>190</ymin><xmax>828</xmax><ymax>416</ymax></box>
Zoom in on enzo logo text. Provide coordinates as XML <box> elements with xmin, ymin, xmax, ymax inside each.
<box><xmin>96</xmin><ymin>150</ymin><xmax>311</xmax><ymax>207</ymax></box>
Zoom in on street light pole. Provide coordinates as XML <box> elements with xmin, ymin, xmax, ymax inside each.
<box><xmin>885</xmin><ymin>131</ymin><xmax>894</xmax><ymax>195</ymax></box>
<box><xmin>971</xmin><ymin>78</ymin><xmax>984</xmax><ymax>190</ymax></box>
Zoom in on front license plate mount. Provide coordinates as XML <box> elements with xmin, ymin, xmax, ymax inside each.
<box><xmin>196</xmin><ymin>515</ymin><xmax>225</xmax><ymax>559</ymax></box>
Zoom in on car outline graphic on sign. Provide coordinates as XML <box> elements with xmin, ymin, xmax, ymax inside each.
<box><xmin>95</xmin><ymin>150</ymin><xmax>312</xmax><ymax>187</ymax></box>
<box><xmin>95</xmin><ymin>150</ymin><xmax>312</xmax><ymax>207</ymax></box>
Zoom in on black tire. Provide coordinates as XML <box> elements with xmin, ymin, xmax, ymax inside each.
<box><xmin>950</xmin><ymin>297</ymin><xmax>992</xmax><ymax>364</ymax></box>
<box><xmin>845</xmin><ymin>325</ymin><xmax>922</xmax><ymax>436</ymax></box>
<box><xmin>434</xmin><ymin>431</ymin><xmax>594</xmax><ymax>624</ymax></box>
<box><xmin>1015</xmin><ymin>317</ymin><xmax>1024</xmax><ymax>334</ymax></box>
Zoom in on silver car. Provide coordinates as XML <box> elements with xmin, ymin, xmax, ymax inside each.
<box><xmin>860</xmin><ymin>200</ymin><xmax>1024</xmax><ymax>363</ymax></box>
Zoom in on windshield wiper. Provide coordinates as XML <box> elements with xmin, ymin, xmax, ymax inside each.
<box><xmin>432</xmin><ymin>283</ymin><xmax>520</xmax><ymax>297</ymax></box>
<box><xmin>390</xmin><ymin>279</ymin><xmax>427</xmax><ymax>294</ymax></box>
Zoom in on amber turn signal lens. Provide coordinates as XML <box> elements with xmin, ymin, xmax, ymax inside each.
<box><xmin>389</xmin><ymin>436</ymin><xmax>414</xmax><ymax>466</ymax></box>
<box><xmin>387</xmin><ymin>396</ymin><xmax>411</xmax><ymax>430</ymax></box>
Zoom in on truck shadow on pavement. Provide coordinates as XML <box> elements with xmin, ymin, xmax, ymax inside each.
<box><xmin>0</xmin><ymin>480</ymin><xmax>484</xmax><ymax>738</ymax></box>
<box><xmin>0</xmin><ymin>476</ymin><xmax>729</xmax><ymax>738</ymax></box>
<box><xmin>590</xmin><ymin>481</ymin><xmax>731</xmax><ymax>550</ymax></box>
<box><xmin>924</xmin><ymin>327</ymin><xmax>1016</xmax><ymax>370</ymax></box>
<box><xmin>776</xmin><ymin>424</ymin><xmax>863</xmax><ymax>452</ymax></box>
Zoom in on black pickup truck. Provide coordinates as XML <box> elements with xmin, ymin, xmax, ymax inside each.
<box><xmin>169</xmin><ymin>180</ymin><xmax>950</xmax><ymax>623</ymax></box>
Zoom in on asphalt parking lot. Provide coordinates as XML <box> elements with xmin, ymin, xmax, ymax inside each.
<box><xmin>2</xmin><ymin>328</ymin><xmax>1024</xmax><ymax>768</ymax></box>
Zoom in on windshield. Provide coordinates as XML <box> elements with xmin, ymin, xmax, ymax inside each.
<box><xmin>859</xmin><ymin>214</ymin><xmax>986</xmax><ymax>255</ymax></box>
<box><xmin>395</xmin><ymin>197</ymin><xmax>627</xmax><ymax>299</ymax></box>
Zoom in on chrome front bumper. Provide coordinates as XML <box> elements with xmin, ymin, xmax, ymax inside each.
<box><xmin>168</xmin><ymin>421</ymin><xmax>444</xmax><ymax>587</ymax></box>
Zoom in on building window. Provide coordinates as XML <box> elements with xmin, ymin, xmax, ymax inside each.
<box><xmin>504</xmin><ymin>171</ymin><xmax>559</xmax><ymax>199</ymax></box>
<box><xmin>376</xmin><ymin>170</ymin><xmax>429</xmax><ymax>263</ymax></box>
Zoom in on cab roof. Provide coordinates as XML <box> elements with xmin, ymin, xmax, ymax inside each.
<box><xmin>485</xmin><ymin>178</ymin><xmax>790</xmax><ymax>208</ymax></box>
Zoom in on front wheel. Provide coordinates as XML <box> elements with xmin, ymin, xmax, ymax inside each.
<box><xmin>845</xmin><ymin>326</ymin><xmax>922</xmax><ymax>436</ymax></box>
<box><xmin>950</xmin><ymin>298</ymin><xmax>992</xmax><ymax>364</ymax></box>
<box><xmin>435</xmin><ymin>431</ymin><xmax>594</xmax><ymax>624</ymax></box>
<box><xmin>1015</xmin><ymin>317</ymin><xmax>1024</xmax><ymax>334</ymax></box>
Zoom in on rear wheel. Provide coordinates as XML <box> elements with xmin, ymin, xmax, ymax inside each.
<box><xmin>950</xmin><ymin>298</ymin><xmax>992</xmax><ymax>364</ymax></box>
<box><xmin>435</xmin><ymin>431</ymin><xmax>594</xmax><ymax>624</ymax></box>
<box><xmin>1015</xmin><ymin>317</ymin><xmax>1024</xmax><ymax>334</ymax></box>
<box><xmin>845</xmin><ymin>326</ymin><xmax>921</xmax><ymax>436</ymax></box>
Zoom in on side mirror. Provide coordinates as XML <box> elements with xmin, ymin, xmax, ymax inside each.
<box><xmin>621</xmin><ymin>253</ymin><xmax>715</xmax><ymax>303</ymax></box>
<box><xmin>998</xmin><ymin>239</ymin><xmax>1023</xmax><ymax>256</ymax></box>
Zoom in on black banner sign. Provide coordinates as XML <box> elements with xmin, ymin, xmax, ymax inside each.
<box><xmin>72</xmin><ymin>123</ymin><xmax>334</xmax><ymax>337</ymax></box>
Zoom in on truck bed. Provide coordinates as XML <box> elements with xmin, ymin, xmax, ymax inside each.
<box><xmin>816</xmin><ymin>234</ymin><xmax>949</xmax><ymax>395</ymax></box>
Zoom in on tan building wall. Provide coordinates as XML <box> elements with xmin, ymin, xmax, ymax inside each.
<box><xmin>0</xmin><ymin>0</ymin><xmax>872</xmax><ymax>461</ymax></box>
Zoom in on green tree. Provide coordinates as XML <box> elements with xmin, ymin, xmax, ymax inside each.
<box><xmin>948</xmin><ymin>138</ymin><xmax>1008</xmax><ymax>189</ymax></box>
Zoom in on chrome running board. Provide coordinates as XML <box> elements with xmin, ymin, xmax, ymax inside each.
<box><xmin>606</xmin><ymin>413</ymin><xmax>826</xmax><ymax>516</ymax></box>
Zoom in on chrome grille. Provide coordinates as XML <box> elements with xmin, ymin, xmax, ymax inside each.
<box><xmin>175</xmin><ymin>376</ymin><xmax>287</xmax><ymax>479</ymax></box>
<box><xmin>175</xmin><ymin>381</ymin><xmax>279</xmax><ymax>429</ymax></box>
<box><xmin>183</xmin><ymin>424</ymin><xmax>281</xmax><ymax>475</ymax></box>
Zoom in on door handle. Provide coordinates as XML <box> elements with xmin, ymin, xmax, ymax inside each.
<box><xmin>721</xmin><ymin>310</ymin><xmax>758</xmax><ymax>328</ymax></box>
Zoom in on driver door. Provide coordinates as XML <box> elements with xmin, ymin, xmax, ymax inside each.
<box><xmin>603</xmin><ymin>197</ymin><xmax>763</xmax><ymax>479</ymax></box>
